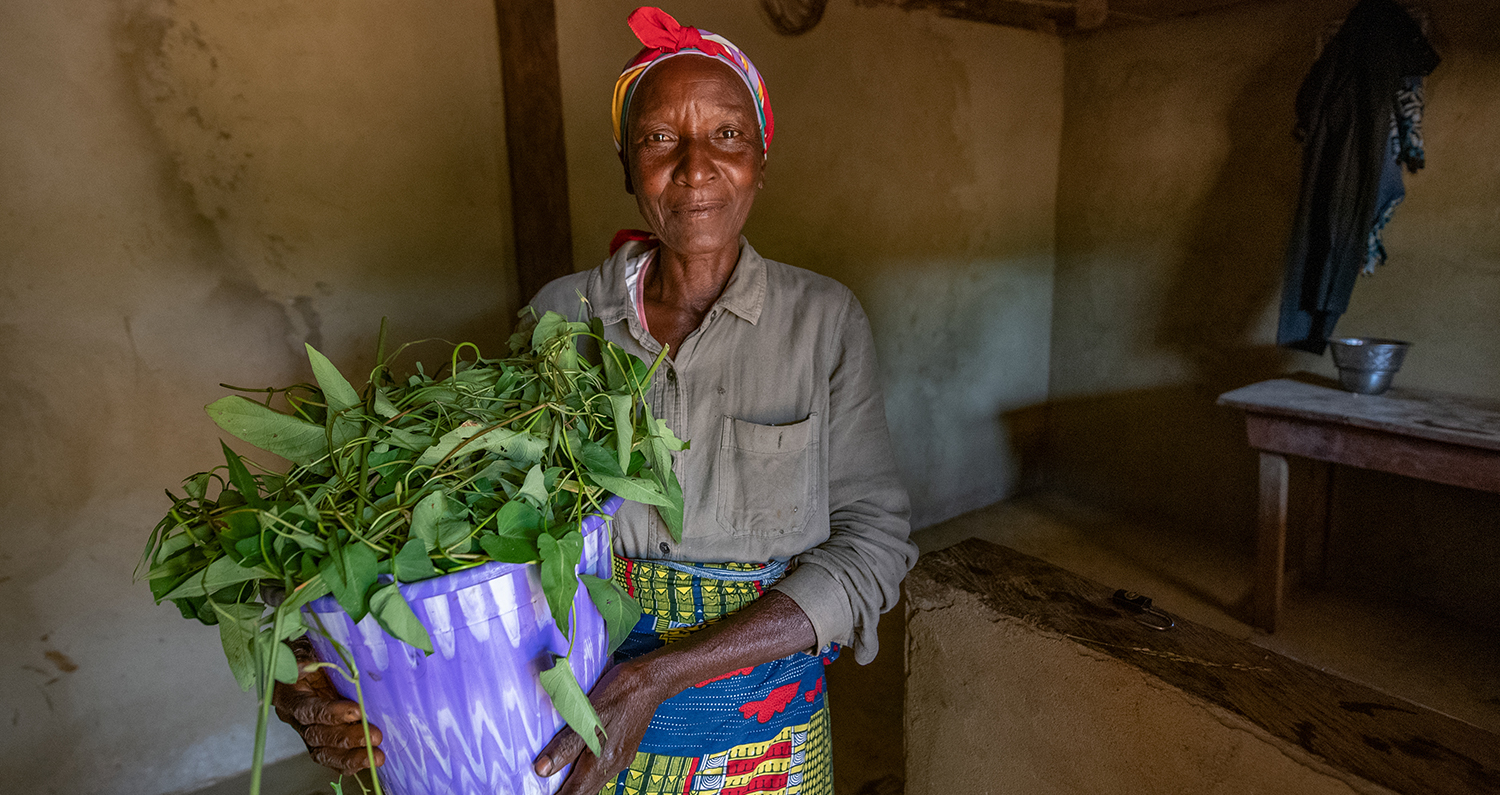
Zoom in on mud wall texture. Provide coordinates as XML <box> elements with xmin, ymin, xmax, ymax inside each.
<box><xmin>1044</xmin><ymin>0</ymin><xmax>1500</xmax><ymax>628</ymax></box>
<box><xmin>1</xmin><ymin>2</ymin><xmax>513</xmax><ymax>793</ymax></box>
<box><xmin>555</xmin><ymin>0</ymin><xmax>1064</xmax><ymax>529</ymax></box>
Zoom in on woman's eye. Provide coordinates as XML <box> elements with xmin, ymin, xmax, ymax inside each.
<box><xmin>722</xmin><ymin>129</ymin><xmax>740</xmax><ymax>139</ymax></box>
<box><xmin>647</xmin><ymin>133</ymin><xmax>669</xmax><ymax>143</ymax></box>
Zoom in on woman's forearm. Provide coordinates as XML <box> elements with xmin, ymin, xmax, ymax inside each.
<box><xmin>623</xmin><ymin>589</ymin><xmax>817</xmax><ymax>699</ymax></box>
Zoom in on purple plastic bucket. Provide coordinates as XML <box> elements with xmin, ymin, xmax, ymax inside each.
<box><xmin>302</xmin><ymin>496</ymin><xmax>623</xmax><ymax>795</ymax></box>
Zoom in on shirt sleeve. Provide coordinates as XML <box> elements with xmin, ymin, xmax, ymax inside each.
<box><xmin>770</xmin><ymin>288</ymin><xmax>917</xmax><ymax>664</ymax></box>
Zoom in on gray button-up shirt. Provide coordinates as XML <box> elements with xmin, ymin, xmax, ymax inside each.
<box><xmin>531</xmin><ymin>238</ymin><xmax>916</xmax><ymax>664</ymax></box>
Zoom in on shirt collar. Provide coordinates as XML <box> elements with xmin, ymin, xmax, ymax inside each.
<box><xmin>592</xmin><ymin>236</ymin><xmax>766</xmax><ymax>327</ymax></box>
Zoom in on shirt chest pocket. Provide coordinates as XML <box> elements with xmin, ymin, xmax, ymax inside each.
<box><xmin>716</xmin><ymin>413</ymin><xmax>817</xmax><ymax>538</ymax></box>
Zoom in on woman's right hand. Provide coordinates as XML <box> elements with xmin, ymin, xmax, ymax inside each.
<box><xmin>272</xmin><ymin>640</ymin><xmax>385</xmax><ymax>774</ymax></box>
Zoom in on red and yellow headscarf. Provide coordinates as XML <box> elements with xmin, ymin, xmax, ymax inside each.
<box><xmin>611</xmin><ymin>7</ymin><xmax>774</xmax><ymax>158</ymax></box>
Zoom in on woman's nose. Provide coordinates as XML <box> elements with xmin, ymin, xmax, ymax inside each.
<box><xmin>673</xmin><ymin>137</ymin><xmax>716</xmax><ymax>186</ymax></box>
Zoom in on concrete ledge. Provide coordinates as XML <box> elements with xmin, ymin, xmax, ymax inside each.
<box><xmin>904</xmin><ymin>540</ymin><xmax>1500</xmax><ymax>795</ymax></box>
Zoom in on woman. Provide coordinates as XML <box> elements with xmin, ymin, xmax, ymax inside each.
<box><xmin>274</xmin><ymin>9</ymin><xmax>916</xmax><ymax>794</ymax></box>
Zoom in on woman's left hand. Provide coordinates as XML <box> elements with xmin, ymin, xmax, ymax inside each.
<box><xmin>534</xmin><ymin>591</ymin><xmax>818</xmax><ymax>793</ymax></box>
<box><xmin>532</xmin><ymin>657</ymin><xmax>665</xmax><ymax>794</ymax></box>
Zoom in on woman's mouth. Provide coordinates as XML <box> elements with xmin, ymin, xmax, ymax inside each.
<box><xmin>673</xmin><ymin>201</ymin><xmax>727</xmax><ymax>217</ymax></box>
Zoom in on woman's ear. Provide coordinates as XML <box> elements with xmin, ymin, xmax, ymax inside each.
<box><xmin>620</xmin><ymin>150</ymin><xmax>635</xmax><ymax>195</ymax></box>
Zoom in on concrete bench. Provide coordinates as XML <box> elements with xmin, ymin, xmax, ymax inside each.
<box><xmin>905</xmin><ymin>539</ymin><xmax>1500</xmax><ymax>795</ymax></box>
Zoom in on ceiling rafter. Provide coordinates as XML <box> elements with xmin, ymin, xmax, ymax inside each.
<box><xmin>761</xmin><ymin>0</ymin><xmax>1268</xmax><ymax>37</ymax></box>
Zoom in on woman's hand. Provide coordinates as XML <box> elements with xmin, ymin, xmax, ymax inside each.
<box><xmin>272</xmin><ymin>640</ymin><xmax>386</xmax><ymax>774</ymax></box>
<box><xmin>533</xmin><ymin>591</ymin><xmax>818</xmax><ymax>793</ymax></box>
<box><xmin>533</xmin><ymin>659</ymin><xmax>666</xmax><ymax>794</ymax></box>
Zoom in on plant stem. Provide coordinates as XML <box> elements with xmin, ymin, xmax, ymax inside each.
<box><xmin>349</xmin><ymin>667</ymin><xmax>386</xmax><ymax>795</ymax></box>
<box><xmin>249</xmin><ymin>605</ymin><xmax>287</xmax><ymax>795</ymax></box>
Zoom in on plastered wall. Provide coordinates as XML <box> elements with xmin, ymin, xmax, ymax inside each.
<box><xmin>1045</xmin><ymin>0</ymin><xmax>1500</xmax><ymax>625</ymax></box>
<box><xmin>1</xmin><ymin>2</ymin><xmax>514</xmax><ymax>793</ymax></box>
<box><xmin>555</xmin><ymin>0</ymin><xmax>1064</xmax><ymax>530</ymax></box>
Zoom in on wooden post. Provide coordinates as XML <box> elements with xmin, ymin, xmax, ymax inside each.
<box><xmin>1255</xmin><ymin>451</ymin><xmax>1289</xmax><ymax>632</ymax></box>
<box><xmin>494</xmin><ymin>0</ymin><xmax>574</xmax><ymax>304</ymax></box>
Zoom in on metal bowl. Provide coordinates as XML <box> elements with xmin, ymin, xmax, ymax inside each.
<box><xmin>1328</xmin><ymin>337</ymin><xmax>1411</xmax><ymax>395</ymax></box>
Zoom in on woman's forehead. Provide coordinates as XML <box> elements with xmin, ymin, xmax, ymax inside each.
<box><xmin>632</xmin><ymin>56</ymin><xmax>759</xmax><ymax>118</ymax></box>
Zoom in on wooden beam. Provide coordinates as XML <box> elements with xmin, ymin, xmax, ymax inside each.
<box><xmin>1076</xmin><ymin>0</ymin><xmax>1108</xmax><ymax>29</ymax></box>
<box><xmin>494</xmin><ymin>0</ymin><xmax>573</xmax><ymax>304</ymax></box>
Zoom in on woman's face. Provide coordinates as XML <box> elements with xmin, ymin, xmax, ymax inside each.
<box><xmin>625</xmin><ymin>56</ymin><xmax>765</xmax><ymax>260</ymax></box>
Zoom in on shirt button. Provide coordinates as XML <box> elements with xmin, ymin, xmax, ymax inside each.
<box><xmin>659</xmin><ymin>541</ymin><xmax>670</xmax><ymax>555</ymax></box>
<box><xmin>667</xmin><ymin>370</ymin><xmax>677</xmax><ymax>383</ymax></box>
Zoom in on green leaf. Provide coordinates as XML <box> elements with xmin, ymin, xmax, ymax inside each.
<box><xmin>183</xmin><ymin>472</ymin><xmax>212</xmax><ymax>500</ymax></box>
<box><xmin>211</xmin><ymin>601</ymin><xmax>264</xmax><ymax>692</ymax></box>
<box><xmin>658</xmin><ymin>472</ymin><xmax>684</xmax><ymax>543</ymax></box>
<box><xmin>278</xmin><ymin>576</ymin><xmax>332</xmax><ymax>617</ymax></box>
<box><xmin>392</xmin><ymin>539</ymin><xmax>438</xmax><ymax>582</ymax></box>
<box><xmin>471</xmin><ymin>429</ymin><xmax>548</xmax><ymax>467</ymax></box>
<box><xmin>368</xmin><ymin>582</ymin><xmax>433</xmax><ymax>654</ymax></box>
<box><xmin>653</xmin><ymin>417</ymin><xmax>688</xmax><ymax>451</ymax></box>
<box><xmin>519</xmin><ymin>465</ymin><xmax>548</xmax><ymax>508</ymax></box>
<box><xmin>410</xmin><ymin>491</ymin><xmax>449</xmax><ymax>552</ymax></box>
<box><xmin>417</xmin><ymin>424</ymin><xmax>545</xmax><ymax>468</ymax></box>
<box><xmin>608</xmin><ymin>393</ymin><xmax>634</xmax><ymax>472</ymax></box>
<box><xmin>220</xmin><ymin>442</ymin><xmax>267</xmax><ymax>509</ymax></box>
<box><xmin>538</xmin><ymin>655</ymin><xmax>604</xmax><ymax>757</ymax></box>
<box><xmin>163</xmin><ymin>555</ymin><xmax>272</xmax><ymax>601</ymax></box>
<box><xmin>601</xmin><ymin>342</ymin><xmax>627</xmax><ymax>391</ymax></box>
<box><xmin>305</xmin><ymin>343</ymin><xmax>361</xmax><ymax>414</ymax></box>
<box><xmin>319</xmin><ymin>540</ymin><xmax>379</xmax><ymax>623</ymax></box>
<box><xmin>531</xmin><ymin>311</ymin><xmax>569</xmax><ymax>350</ymax></box>
<box><xmin>437</xmin><ymin>518</ymin><xmax>474</xmax><ymax>552</ymax></box>
<box><xmin>578</xmin><ymin>439</ymin><xmax>625</xmax><ymax>479</ymax></box>
<box><xmin>587</xmin><ymin>472</ymin><xmax>671</xmax><ymax>508</ymax></box>
<box><xmin>206</xmin><ymin>396</ymin><xmax>329</xmax><ymax>469</ymax></box>
<box><xmin>537</xmin><ymin>530</ymin><xmax>583</xmax><ymax>638</ymax></box>
<box><xmin>253</xmin><ymin>630</ymin><xmax>299</xmax><ymax>686</ymax></box>
<box><xmin>490</xmin><ymin>499</ymin><xmax>542</xmax><ymax>538</ymax></box>
<box><xmin>373</xmin><ymin>388</ymin><xmax>398</xmax><ymax>418</ymax></box>
<box><xmin>581</xmin><ymin>574</ymin><xmax>641</xmax><ymax>657</ymax></box>
<box><xmin>477</xmin><ymin>533</ymin><xmax>539</xmax><ymax>564</ymax></box>
<box><xmin>149</xmin><ymin>554</ymin><xmax>205</xmax><ymax>601</ymax></box>
<box><xmin>384</xmin><ymin>426</ymin><xmax>435</xmax><ymax>452</ymax></box>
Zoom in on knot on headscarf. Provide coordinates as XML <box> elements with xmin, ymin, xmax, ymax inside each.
<box><xmin>628</xmin><ymin>6</ymin><xmax>718</xmax><ymax>56</ymax></box>
<box><xmin>611</xmin><ymin>7</ymin><xmax>773</xmax><ymax>158</ymax></box>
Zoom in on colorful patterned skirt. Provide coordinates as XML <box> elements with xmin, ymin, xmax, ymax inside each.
<box><xmin>601</xmin><ymin>557</ymin><xmax>838</xmax><ymax>795</ymax></box>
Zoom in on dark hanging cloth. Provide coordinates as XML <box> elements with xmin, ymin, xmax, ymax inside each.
<box><xmin>1277</xmin><ymin>0</ymin><xmax>1438</xmax><ymax>354</ymax></box>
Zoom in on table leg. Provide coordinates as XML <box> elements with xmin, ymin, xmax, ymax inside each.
<box><xmin>1255</xmin><ymin>451</ymin><xmax>1289</xmax><ymax>632</ymax></box>
<box><xmin>1303</xmin><ymin>460</ymin><xmax>1333</xmax><ymax>589</ymax></box>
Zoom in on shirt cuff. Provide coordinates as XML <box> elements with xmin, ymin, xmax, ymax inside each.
<box><xmin>769</xmin><ymin>562</ymin><xmax>854</xmax><ymax>654</ymax></box>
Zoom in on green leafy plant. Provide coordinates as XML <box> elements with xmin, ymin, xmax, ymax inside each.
<box><xmin>137</xmin><ymin>311</ymin><xmax>686</xmax><ymax>794</ymax></box>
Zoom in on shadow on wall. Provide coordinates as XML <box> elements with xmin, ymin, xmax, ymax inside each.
<box><xmin>1024</xmin><ymin>384</ymin><xmax>1263</xmax><ymax>548</ymax></box>
<box><xmin>1153</xmin><ymin>24</ymin><xmax>1308</xmax><ymax>389</ymax></box>
<box><xmin>1045</xmin><ymin>9</ymin><xmax>1320</xmax><ymax>546</ymax></box>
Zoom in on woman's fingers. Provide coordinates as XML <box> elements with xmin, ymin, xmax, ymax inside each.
<box><xmin>534</xmin><ymin>725</ymin><xmax>583</xmax><ymax>776</ymax></box>
<box><xmin>283</xmin><ymin>689</ymin><xmax>363</xmax><ymax>726</ymax></box>
<box><xmin>309</xmin><ymin>744</ymin><xmax>386</xmax><ymax>774</ymax></box>
<box><xmin>302</xmin><ymin>721</ymin><xmax>382</xmax><ymax>750</ymax></box>
<box><xmin>555</xmin><ymin>747</ymin><xmax>608</xmax><ymax>795</ymax></box>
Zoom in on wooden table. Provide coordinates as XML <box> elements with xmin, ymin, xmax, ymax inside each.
<box><xmin>1218</xmin><ymin>378</ymin><xmax>1500</xmax><ymax>632</ymax></box>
